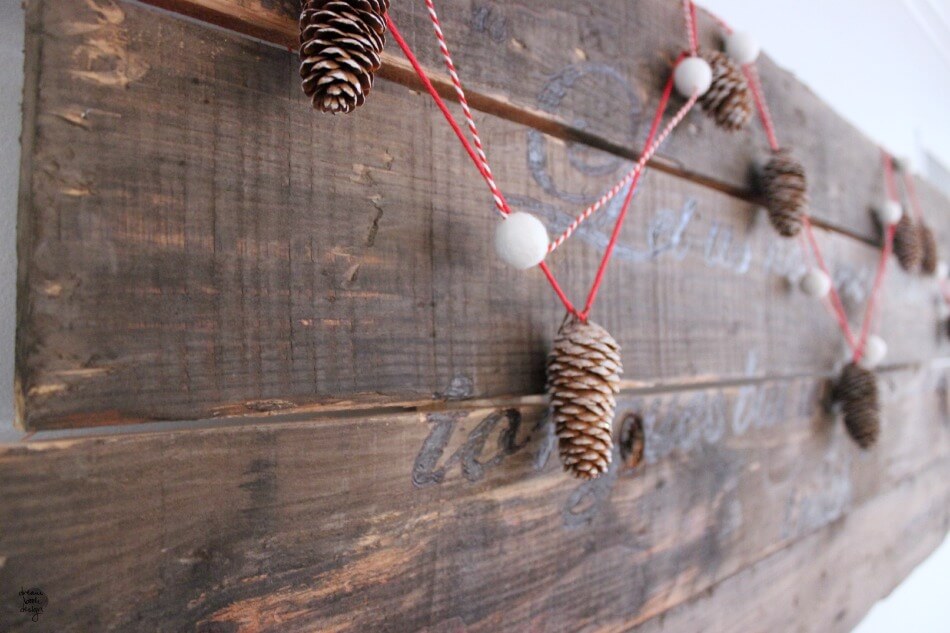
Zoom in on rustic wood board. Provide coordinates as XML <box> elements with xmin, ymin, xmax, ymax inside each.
<box><xmin>15</xmin><ymin>0</ymin><xmax>950</xmax><ymax>429</ymax></box>
<box><xmin>8</xmin><ymin>1</ymin><xmax>950</xmax><ymax>630</ymax></box>
<box><xmin>636</xmin><ymin>456</ymin><xmax>950</xmax><ymax>633</ymax></box>
<box><xmin>137</xmin><ymin>0</ymin><xmax>939</xmax><ymax>243</ymax></box>
<box><xmin>1</xmin><ymin>366</ymin><xmax>948</xmax><ymax>631</ymax></box>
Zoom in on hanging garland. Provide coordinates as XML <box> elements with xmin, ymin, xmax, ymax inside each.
<box><xmin>708</xmin><ymin>8</ymin><xmax>945</xmax><ymax>450</ymax></box>
<box><xmin>297</xmin><ymin>0</ymin><xmax>944</xmax><ymax>473</ymax></box>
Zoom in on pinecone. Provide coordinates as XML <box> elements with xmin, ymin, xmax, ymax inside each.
<box><xmin>762</xmin><ymin>149</ymin><xmax>807</xmax><ymax>237</ymax></box>
<box><xmin>547</xmin><ymin>318</ymin><xmax>623</xmax><ymax>480</ymax></box>
<box><xmin>700</xmin><ymin>50</ymin><xmax>753</xmax><ymax>131</ymax></box>
<box><xmin>893</xmin><ymin>214</ymin><xmax>922</xmax><ymax>272</ymax></box>
<box><xmin>833</xmin><ymin>362</ymin><xmax>880</xmax><ymax>449</ymax></box>
<box><xmin>299</xmin><ymin>0</ymin><xmax>390</xmax><ymax>113</ymax></box>
<box><xmin>919</xmin><ymin>222</ymin><xmax>938</xmax><ymax>275</ymax></box>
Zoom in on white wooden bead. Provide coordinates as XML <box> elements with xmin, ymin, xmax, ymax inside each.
<box><xmin>494</xmin><ymin>212</ymin><xmax>549</xmax><ymax>270</ymax></box>
<box><xmin>936</xmin><ymin>260</ymin><xmax>949</xmax><ymax>280</ymax></box>
<box><xmin>674</xmin><ymin>57</ymin><xmax>712</xmax><ymax>98</ymax></box>
<box><xmin>799</xmin><ymin>268</ymin><xmax>831</xmax><ymax>298</ymax></box>
<box><xmin>725</xmin><ymin>31</ymin><xmax>760</xmax><ymax>65</ymax></box>
<box><xmin>859</xmin><ymin>335</ymin><xmax>887</xmax><ymax>369</ymax></box>
<box><xmin>873</xmin><ymin>199</ymin><xmax>903</xmax><ymax>226</ymax></box>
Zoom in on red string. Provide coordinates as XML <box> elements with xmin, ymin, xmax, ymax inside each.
<box><xmin>539</xmin><ymin>262</ymin><xmax>578</xmax><ymax>316</ymax></box>
<box><xmin>849</xmin><ymin>152</ymin><xmax>901</xmax><ymax>362</ymax></box>
<box><xmin>385</xmin><ymin>16</ymin><xmax>508</xmax><ymax>213</ymax></box>
<box><xmin>801</xmin><ymin>216</ymin><xmax>858</xmax><ymax>352</ymax></box>
<box><xmin>744</xmin><ymin>64</ymin><xmax>780</xmax><ymax>152</ymax></box>
<box><xmin>854</xmin><ymin>222</ymin><xmax>896</xmax><ymax>363</ymax></box>
<box><xmin>683</xmin><ymin>0</ymin><xmax>699</xmax><ymax>55</ymax></box>
<box><xmin>580</xmin><ymin>68</ymin><xmax>683</xmax><ymax>320</ymax></box>
<box><xmin>385</xmin><ymin>14</ymin><xmax>581</xmax><ymax>316</ymax></box>
<box><xmin>422</xmin><ymin>0</ymin><xmax>508</xmax><ymax>217</ymax></box>
<box><xmin>738</xmin><ymin>16</ymin><xmax>897</xmax><ymax>362</ymax></box>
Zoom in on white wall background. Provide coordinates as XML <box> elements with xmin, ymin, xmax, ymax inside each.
<box><xmin>0</xmin><ymin>1</ymin><xmax>947</xmax><ymax>630</ymax></box>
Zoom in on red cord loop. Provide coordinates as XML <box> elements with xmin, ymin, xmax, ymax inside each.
<box><xmin>390</xmin><ymin>1</ymin><xmax>895</xmax><ymax>353</ymax></box>
<box><xmin>387</xmin><ymin>6</ymin><xmax>698</xmax><ymax>322</ymax></box>
<box><xmin>721</xmin><ymin>1</ymin><xmax>897</xmax><ymax>363</ymax></box>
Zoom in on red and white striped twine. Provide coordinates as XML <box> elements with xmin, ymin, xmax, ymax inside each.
<box><xmin>424</xmin><ymin>0</ymin><xmax>508</xmax><ymax>217</ymax></box>
<box><xmin>548</xmin><ymin>92</ymin><xmax>699</xmax><ymax>252</ymax></box>
<box><xmin>683</xmin><ymin>0</ymin><xmax>699</xmax><ymax>55</ymax></box>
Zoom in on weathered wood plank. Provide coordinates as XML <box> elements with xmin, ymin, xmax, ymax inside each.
<box><xmin>635</xmin><ymin>456</ymin><xmax>950</xmax><ymax>633</ymax></box>
<box><xmin>1</xmin><ymin>366</ymin><xmax>948</xmax><ymax>631</ymax></box>
<box><xmin>134</xmin><ymin>0</ymin><xmax>949</xmax><ymax>243</ymax></box>
<box><xmin>16</xmin><ymin>0</ymin><xmax>950</xmax><ymax>428</ymax></box>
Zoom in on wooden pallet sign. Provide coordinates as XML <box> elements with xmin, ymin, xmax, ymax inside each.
<box><xmin>4</xmin><ymin>0</ymin><xmax>949</xmax><ymax>631</ymax></box>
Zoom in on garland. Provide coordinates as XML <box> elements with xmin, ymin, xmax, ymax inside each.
<box><xmin>297</xmin><ymin>0</ymin><xmax>944</xmax><ymax>478</ymax></box>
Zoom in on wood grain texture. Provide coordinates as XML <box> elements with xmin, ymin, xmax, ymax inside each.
<box><xmin>135</xmin><ymin>0</ymin><xmax>946</xmax><ymax>243</ymax></box>
<box><xmin>9</xmin><ymin>1</ymin><xmax>950</xmax><ymax>630</ymax></box>
<box><xmin>636</xmin><ymin>455</ymin><xmax>950</xmax><ymax>633</ymax></box>
<box><xmin>1</xmin><ymin>366</ymin><xmax>948</xmax><ymax>631</ymax></box>
<box><xmin>16</xmin><ymin>0</ymin><xmax>950</xmax><ymax>429</ymax></box>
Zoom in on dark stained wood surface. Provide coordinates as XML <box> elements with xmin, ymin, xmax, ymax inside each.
<box><xmin>15</xmin><ymin>0</ymin><xmax>950</xmax><ymax>429</ymax></box>
<box><xmin>137</xmin><ymin>0</ymin><xmax>939</xmax><ymax>243</ymax></box>
<box><xmin>636</xmin><ymin>455</ymin><xmax>950</xmax><ymax>633</ymax></box>
<box><xmin>1</xmin><ymin>366</ymin><xmax>948</xmax><ymax>631</ymax></box>
<box><xmin>8</xmin><ymin>0</ymin><xmax>950</xmax><ymax>630</ymax></box>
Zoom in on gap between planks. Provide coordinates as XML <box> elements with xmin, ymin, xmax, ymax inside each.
<box><xmin>5</xmin><ymin>359</ymin><xmax>945</xmax><ymax>446</ymax></box>
<box><xmin>130</xmin><ymin>0</ymin><xmax>876</xmax><ymax>245</ymax></box>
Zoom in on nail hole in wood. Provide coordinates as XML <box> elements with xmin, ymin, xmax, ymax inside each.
<box><xmin>619</xmin><ymin>412</ymin><xmax>645</xmax><ymax>471</ymax></box>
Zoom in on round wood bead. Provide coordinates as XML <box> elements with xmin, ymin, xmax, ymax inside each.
<box><xmin>725</xmin><ymin>31</ymin><xmax>760</xmax><ymax>65</ymax></box>
<box><xmin>860</xmin><ymin>335</ymin><xmax>887</xmax><ymax>369</ymax></box>
<box><xmin>799</xmin><ymin>268</ymin><xmax>831</xmax><ymax>298</ymax></box>
<box><xmin>674</xmin><ymin>56</ymin><xmax>713</xmax><ymax>98</ymax></box>
<box><xmin>874</xmin><ymin>199</ymin><xmax>903</xmax><ymax>226</ymax></box>
<box><xmin>494</xmin><ymin>212</ymin><xmax>549</xmax><ymax>269</ymax></box>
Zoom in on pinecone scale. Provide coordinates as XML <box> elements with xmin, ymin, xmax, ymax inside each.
<box><xmin>833</xmin><ymin>362</ymin><xmax>880</xmax><ymax>449</ymax></box>
<box><xmin>762</xmin><ymin>149</ymin><xmax>808</xmax><ymax>237</ymax></box>
<box><xmin>893</xmin><ymin>214</ymin><xmax>922</xmax><ymax>272</ymax></box>
<box><xmin>700</xmin><ymin>51</ymin><xmax>753</xmax><ymax>131</ymax></box>
<box><xmin>299</xmin><ymin>0</ymin><xmax>390</xmax><ymax>113</ymax></box>
<box><xmin>547</xmin><ymin>318</ymin><xmax>623</xmax><ymax>480</ymax></box>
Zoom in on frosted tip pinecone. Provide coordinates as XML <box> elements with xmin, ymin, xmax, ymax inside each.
<box><xmin>299</xmin><ymin>0</ymin><xmax>390</xmax><ymax>113</ymax></box>
<box><xmin>893</xmin><ymin>214</ymin><xmax>922</xmax><ymax>272</ymax></box>
<box><xmin>547</xmin><ymin>318</ymin><xmax>623</xmax><ymax>480</ymax></box>
<box><xmin>919</xmin><ymin>222</ymin><xmax>938</xmax><ymax>275</ymax></box>
<box><xmin>700</xmin><ymin>50</ymin><xmax>753</xmax><ymax>131</ymax></box>
<box><xmin>833</xmin><ymin>362</ymin><xmax>880</xmax><ymax>449</ymax></box>
<box><xmin>762</xmin><ymin>149</ymin><xmax>807</xmax><ymax>237</ymax></box>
